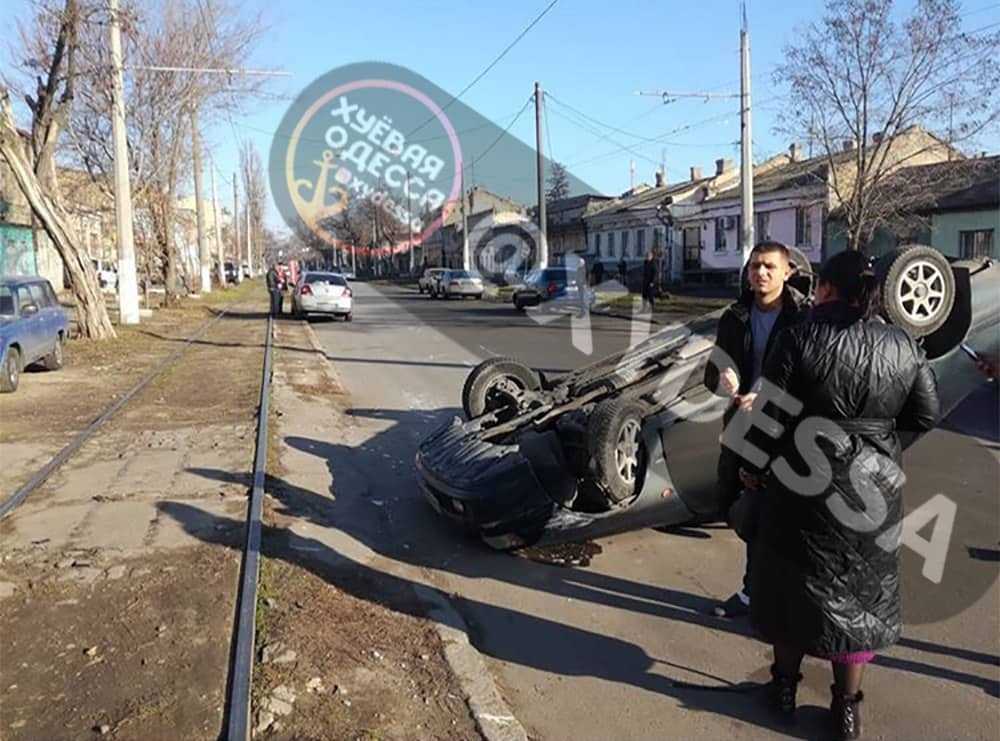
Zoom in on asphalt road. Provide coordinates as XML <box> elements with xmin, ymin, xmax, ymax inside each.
<box><xmin>307</xmin><ymin>281</ymin><xmax>999</xmax><ymax>741</ymax></box>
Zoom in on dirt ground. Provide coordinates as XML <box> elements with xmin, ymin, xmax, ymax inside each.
<box><xmin>1</xmin><ymin>286</ymin><xmax>481</xmax><ymax>741</ymax></box>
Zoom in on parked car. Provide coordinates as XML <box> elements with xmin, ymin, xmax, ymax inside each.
<box><xmin>292</xmin><ymin>271</ymin><xmax>353</xmax><ymax>321</ymax></box>
<box><xmin>418</xmin><ymin>268</ymin><xmax>448</xmax><ymax>295</ymax></box>
<box><xmin>511</xmin><ymin>266</ymin><xmax>594</xmax><ymax>312</ymax></box>
<box><xmin>0</xmin><ymin>276</ymin><xmax>70</xmax><ymax>393</ymax></box>
<box><xmin>416</xmin><ymin>247</ymin><xmax>999</xmax><ymax>550</ymax></box>
<box><xmin>224</xmin><ymin>261</ymin><xmax>238</xmax><ymax>284</ymax></box>
<box><xmin>433</xmin><ymin>269</ymin><xmax>484</xmax><ymax>299</ymax></box>
<box><xmin>90</xmin><ymin>259</ymin><xmax>118</xmax><ymax>291</ymax></box>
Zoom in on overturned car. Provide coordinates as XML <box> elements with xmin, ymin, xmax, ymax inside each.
<box><xmin>416</xmin><ymin>246</ymin><xmax>999</xmax><ymax>550</ymax></box>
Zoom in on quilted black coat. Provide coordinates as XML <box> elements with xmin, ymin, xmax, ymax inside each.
<box><xmin>747</xmin><ymin>300</ymin><xmax>940</xmax><ymax>656</ymax></box>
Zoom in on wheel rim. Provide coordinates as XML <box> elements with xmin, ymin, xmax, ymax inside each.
<box><xmin>54</xmin><ymin>339</ymin><xmax>63</xmax><ymax>365</ymax></box>
<box><xmin>896</xmin><ymin>259</ymin><xmax>947</xmax><ymax>324</ymax></box>
<box><xmin>8</xmin><ymin>357</ymin><xmax>18</xmax><ymax>386</ymax></box>
<box><xmin>614</xmin><ymin>418</ymin><xmax>642</xmax><ymax>486</ymax></box>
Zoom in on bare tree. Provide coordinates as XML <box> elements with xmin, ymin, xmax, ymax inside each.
<box><xmin>776</xmin><ymin>0</ymin><xmax>1000</xmax><ymax>250</ymax></box>
<box><xmin>1</xmin><ymin>0</ymin><xmax>115</xmax><ymax>338</ymax></box>
<box><xmin>238</xmin><ymin>139</ymin><xmax>266</xmax><ymax>270</ymax></box>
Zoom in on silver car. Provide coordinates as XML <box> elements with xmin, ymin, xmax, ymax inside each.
<box><xmin>292</xmin><ymin>271</ymin><xmax>353</xmax><ymax>321</ymax></box>
<box><xmin>435</xmin><ymin>269</ymin><xmax>484</xmax><ymax>299</ymax></box>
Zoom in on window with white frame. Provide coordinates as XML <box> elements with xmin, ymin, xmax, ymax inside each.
<box><xmin>637</xmin><ymin>228</ymin><xmax>646</xmax><ymax>254</ymax></box>
<box><xmin>795</xmin><ymin>206</ymin><xmax>812</xmax><ymax>247</ymax></box>
<box><xmin>608</xmin><ymin>231</ymin><xmax>616</xmax><ymax>256</ymax></box>
<box><xmin>622</xmin><ymin>230</ymin><xmax>630</xmax><ymax>257</ymax></box>
<box><xmin>756</xmin><ymin>211</ymin><xmax>770</xmax><ymax>241</ymax></box>
<box><xmin>594</xmin><ymin>232</ymin><xmax>602</xmax><ymax>256</ymax></box>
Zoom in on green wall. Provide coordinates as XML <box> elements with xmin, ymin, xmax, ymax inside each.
<box><xmin>930</xmin><ymin>209</ymin><xmax>999</xmax><ymax>258</ymax></box>
<box><xmin>0</xmin><ymin>223</ymin><xmax>36</xmax><ymax>275</ymax></box>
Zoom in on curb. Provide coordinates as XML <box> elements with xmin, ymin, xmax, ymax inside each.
<box><xmin>414</xmin><ymin>585</ymin><xmax>529</xmax><ymax>741</ymax></box>
<box><xmin>292</xmin><ymin>316</ymin><xmax>529</xmax><ymax>741</ymax></box>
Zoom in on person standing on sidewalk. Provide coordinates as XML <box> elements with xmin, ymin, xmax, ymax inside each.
<box><xmin>703</xmin><ymin>240</ymin><xmax>807</xmax><ymax>618</ymax></box>
<box><xmin>641</xmin><ymin>252</ymin><xmax>657</xmax><ymax>313</ymax></box>
<box><xmin>267</xmin><ymin>263</ymin><xmax>283</xmax><ymax>316</ymax></box>
<box><xmin>742</xmin><ymin>249</ymin><xmax>939</xmax><ymax>738</ymax></box>
<box><xmin>618</xmin><ymin>256</ymin><xmax>627</xmax><ymax>287</ymax></box>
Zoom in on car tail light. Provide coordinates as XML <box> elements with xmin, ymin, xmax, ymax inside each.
<box><xmin>547</xmin><ymin>282</ymin><xmax>558</xmax><ymax>294</ymax></box>
<box><xmin>344</xmin><ymin>288</ymin><xmax>352</xmax><ymax>297</ymax></box>
<box><xmin>450</xmin><ymin>280</ymin><xmax>460</xmax><ymax>286</ymax></box>
<box><xmin>300</xmin><ymin>284</ymin><xmax>313</xmax><ymax>295</ymax></box>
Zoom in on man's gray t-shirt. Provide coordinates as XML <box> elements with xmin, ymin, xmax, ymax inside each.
<box><xmin>750</xmin><ymin>303</ymin><xmax>781</xmax><ymax>384</ymax></box>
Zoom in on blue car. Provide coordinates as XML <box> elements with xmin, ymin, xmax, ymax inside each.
<box><xmin>0</xmin><ymin>276</ymin><xmax>69</xmax><ymax>393</ymax></box>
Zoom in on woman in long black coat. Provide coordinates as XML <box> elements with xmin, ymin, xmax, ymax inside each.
<box><xmin>742</xmin><ymin>250</ymin><xmax>939</xmax><ymax>739</ymax></box>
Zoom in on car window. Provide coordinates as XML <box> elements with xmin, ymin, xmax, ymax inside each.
<box><xmin>304</xmin><ymin>273</ymin><xmax>347</xmax><ymax>286</ymax></box>
<box><xmin>451</xmin><ymin>270</ymin><xmax>472</xmax><ymax>279</ymax></box>
<box><xmin>525</xmin><ymin>269</ymin><xmax>542</xmax><ymax>284</ymax></box>
<box><xmin>16</xmin><ymin>286</ymin><xmax>33</xmax><ymax>313</ymax></box>
<box><xmin>43</xmin><ymin>282</ymin><xmax>58</xmax><ymax>306</ymax></box>
<box><xmin>0</xmin><ymin>286</ymin><xmax>14</xmax><ymax>315</ymax></box>
<box><xmin>28</xmin><ymin>283</ymin><xmax>50</xmax><ymax>308</ymax></box>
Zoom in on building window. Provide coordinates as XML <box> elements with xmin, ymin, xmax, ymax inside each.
<box><xmin>608</xmin><ymin>231</ymin><xmax>616</xmax><ymax>256</ymax></box>
<box><xmin>714</xmin><ymin>218</ymin><xmax>727</xmax><ymax>251</ymax></box>
<box><xmin>959</xmin><ymin>229</ymin><xmax>994</xmax><ymax>259</ymax></box>
<box><xmin>637</xmin><ymin>229</ymin><xmax>646</xmax><ymax>255</ymax></box>
<box><xmin>594</xmin><ymin>232</ymin><xmax>602</xmax><ymax>256</ymax></box>
<box><xmin>795</xmin><ymin>206</ymin><xmax>812</xmax><ymax>247</ymax></box>
<box><xmin>683</xmin><ymin>227</ymin><xmax>701</xmax><ymax>270</ymax></box>
<box><xmin>621</xmin><ymin>230</ymin><xmax>630</xmax><ymax>257</ymax></box>
<box><xmin>756</xmin><ymin>212</ymin><xmax>770</xmax><ymax>241</ymax></box>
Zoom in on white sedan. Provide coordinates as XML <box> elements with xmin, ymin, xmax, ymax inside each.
<box><xmin>292</xmin><ymin>271</ymin><xmax>353</xmax><ymax>321</ymax></box>
<box><xmin>435</xmin><ymin>269</ymin><xmax>484</xmax><ymax>299</ymax></box>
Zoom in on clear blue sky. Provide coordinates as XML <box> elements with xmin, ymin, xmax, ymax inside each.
<box><xmin>4</xmin><ymin>0</ymin><xmax>999</xmax><ymax>230</ymax></box>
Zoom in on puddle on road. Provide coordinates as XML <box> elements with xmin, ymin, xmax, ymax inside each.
<box><xmin>516</xmin><ymin>541</ymin><xmax>603</xmax><ymax>567</ymax></box>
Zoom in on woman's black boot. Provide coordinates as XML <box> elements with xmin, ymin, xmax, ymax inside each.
<box><xmin>830</xmin><ymin>685</ymin><xmax>864</xmax><ymax>739</ymax></box>
<box><xmin>767</xmin><ymin>664</ymin><xmax>802</xmax><ymax>723</ymax></box>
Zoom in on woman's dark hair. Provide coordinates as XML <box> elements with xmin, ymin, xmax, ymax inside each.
<box><xmin>818</xmin><ymin>250</ymin><xmax>881</xmax><ymax>319</ymax></box>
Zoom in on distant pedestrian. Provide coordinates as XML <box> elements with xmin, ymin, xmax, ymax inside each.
<box><xmin>570</xmin><ymin>253</ymin><xmax>589</xmax><ymax>317</ymax></box>
<box><xmin>618</xmin><ymin>256</ymin><xmax>627</xmax><ymax>287</ymax></box>
<box><xmin>592</xmin><ymin>260</ymin><xmax>605</xmax><ymax>287</ymax></box>
<box><xmin>267</xmin><ymin>263</ymin><xmax>283</xmax><ymax>316</ymax></box>
<box><xmin>641</xmin><ymin>252</ymin><xmax>656</xmax><ymax>313</ymax></box>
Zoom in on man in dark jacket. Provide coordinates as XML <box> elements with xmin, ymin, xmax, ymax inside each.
<box><xmin>641</xmin><ymin>252</ymin><xmax>657</xmax><ymax>312</ymax></box>
<box><xmin>703</xmin><ymin>240</ymin><xmax>808</xmax><ymax>618</ymax></box>
<box><xmin>618</xmin><ymin>256</ymin><xmax>627</xmax><ymax>286</ymax></box>
<box><xmin>266</xmin><ymin>263</ymin><xmax>282</xmax><ymax>316</ymax></box>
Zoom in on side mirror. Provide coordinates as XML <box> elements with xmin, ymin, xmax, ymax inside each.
<box><xmin>21</xmin><ymin>303</ymin><xmax>39</xmax><ymax>316</ymax></box>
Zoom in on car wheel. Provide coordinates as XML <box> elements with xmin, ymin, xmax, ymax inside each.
<box><xmin>876</xmin><ymin>245</ymin><xmax>955</xmax><ymax>337</ymax></box>
<box><xmin>42</xmin><ymin>335</ymin><xmax>65</xmax><ymax>371</ymax></box>
<box><xmin>587</xmin><ymin>398</ymin><xmax>647</xmax><ymax>504</ymax></box>
<box><xmin>344</xmin><ymin>312</ymin><xmax>353</xmax><ymax>322</ymax></box>
<box><xmin>513</xmin><ymin>298</ymin><xmax>524</xmax><ymax>312</ymax></box>
<box><xmin>419</xmin><ymin>285</ymin><xmax>425</xmax><ymax>294</ymax></box>
<box><xmin>462</xmin><ymin>357</ymin><xmax>542</xmax><ymax>420</ymax></box>
<box><xmin>1</xmin><ymin>348</ymin><xmax>21</xmax><ymax>393</ymax></box>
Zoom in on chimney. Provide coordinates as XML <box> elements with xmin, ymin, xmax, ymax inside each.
<box><xmin>690</xmin><ymin>166</ymin><xmax>703</xmax><ymax>181</ymax></box>
<box><xmin>655</xmin><ymin>171</ymin><xmax>665</xmax><ymax>187</ymax></box>
<box><xmin>789</xmin><ymin>143</ymin><xmax>803</xmax><ymax>162</ymax></box>
<box><xmin>842</xmin><ymin>138</ymin><xmax>857</xmax><ymax>152</ymax></box>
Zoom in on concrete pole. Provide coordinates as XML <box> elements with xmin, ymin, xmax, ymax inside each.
<box><xmin>108</xmin><ymin>0</ymin><xmax>140</xmax><ymax>324</ymax></box>
<box><xmin>407</xmin><ymin>171</ymin><xmax>414</xmax><ymax>275</ymax></box>
<box><xmin>211</xmin><ymin>164</ymin><xmax>224</xmax><ymax>286</ymax></box>
<box><xmin>232</xmin><ymin>173</ymin><xmax>241</xmax><ymax>282</ymax></box>
<box><xmin>739</xmin><ymin>4</ymin><xmax>755</xmax><ymax>269</ymax></box>
<box><xmin>246</xmin><ymin>200</ymin><xmax>252</xmax><ymax>276</ymax></box>
<box><xmin>461</xmin><ymin>172</ymin><xmax>470</xmax><ymax>270</ymax></box>
<box><xmin>535</xmin><ymin>81</ymin><xmax>548</xmax><ymax>269</ymax></box>
<box><xmin>191</xmin><ymin>107</ymin><xmax>210</xmax><ymax>293</ymax></box>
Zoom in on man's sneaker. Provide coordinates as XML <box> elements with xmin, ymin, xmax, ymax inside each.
<box><xmin>713</xmin><ymin>592</ymin><xmax>750</xmax><ymax>618</ymax></box>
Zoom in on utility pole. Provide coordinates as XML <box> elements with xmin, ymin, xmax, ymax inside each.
<box><xmin>246</xmin><ymin>201</ymin><xmax>252</xmax><ymax>276</ymax></box>
<box><xmin>211</xmin><ymin>164</ymin><xmax>224</xmax><ymax>287</ymax></box>
<box><xmin>407</xmin><ymin>171</ymin><xmax>414</xmax><ymax>275</ymax></box>
<box><xmin>232</xmin><ymin>174</ymin><xmax>241</xmax><ymax>283</ymax></box>
<box><xmin>191</xmin><ymin>107</ymin><xmax>210</xmax><ymax>293</ymax></box>
<box><xmin>460</xmin><ymin>171</ymin><xmax>470</xmax><ymax>270</ymax></box>
<box><xmin>739</xmin><ymin>1</ymin><xmax>755</xmax><ymax>267</ymax></box>
<box><xmin>108</xmin><ymin>0</ymin><xmax>140</xmax><ymax>324</ymax></box>
<box><xmin>534</xmin><ymin>81</ymin><xmax>548</xmax><ymax>269</ymax></box>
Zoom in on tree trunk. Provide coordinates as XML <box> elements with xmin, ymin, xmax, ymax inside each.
<box><xmin>0</xmin><ymin>94</ymin><xmax>116</xmax><ymax>339</ymax></box>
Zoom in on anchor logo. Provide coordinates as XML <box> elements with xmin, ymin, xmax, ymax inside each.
<box><xmin>290</xmin><ymin>149</ymin><xmax>349</xmax><ymax>233</ymax></box>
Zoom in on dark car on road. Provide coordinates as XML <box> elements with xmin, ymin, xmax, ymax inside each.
<box><xmin>0</xmin><ymin>276</ymin><xmax>69</xmax><ymax>393</ymax></box>
<box><xmin>511</xmin><ymin>266</ymin><xmax>594</xmax><ymax>312</ymax></box>
<box><xmin>417</xmin><ymin>246</ymin><xmax>999</xmax><ymax>549</ymax></box>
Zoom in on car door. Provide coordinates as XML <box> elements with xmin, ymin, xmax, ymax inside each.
<box><xmin>27</xmin><ymin>282</ymin><xmax>56</xmax><ymax>356</ymax></box>
<box><xmin>15</xmin><ymin>285</ymin><xmax>44</xmax><ymax>363</ymax></box>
